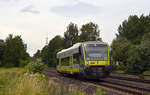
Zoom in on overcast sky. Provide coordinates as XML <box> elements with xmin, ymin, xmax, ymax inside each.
<box><xmin>0</xmin><ymin>0</ymin><xmax>150</xmax><ymax>56</ymax></box>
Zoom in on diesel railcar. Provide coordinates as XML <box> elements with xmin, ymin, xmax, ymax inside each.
<box><xmin>56</xmin><ymin>41</ymin><xmax>111</xmax><ymax>79</ymax></box>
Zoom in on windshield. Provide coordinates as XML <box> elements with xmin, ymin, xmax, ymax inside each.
<box><xmin>84</xmin><ymin>44</ymin><xmax>108</xmax><ymax>61</ymax></box>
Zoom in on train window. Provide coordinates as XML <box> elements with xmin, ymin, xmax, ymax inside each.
<box><xmin>73</xmin><ymin>53</ymin><xmax>79</xmax><ymax>64</ymax></box>
<box><xmin>56</xmin><ymin>58</ymin><xmax>59</xmax><ymax>65</ymax></box>
<box><xmin>61</xmin><ymin>57</ymin><xmax>70</xmax><ymax>66</ymax></box>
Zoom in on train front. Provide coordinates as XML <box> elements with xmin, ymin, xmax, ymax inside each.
<box><xmin>82</xmin><ymin>43</ymin><xmax>111</xmax><ymax>79</ymax></box>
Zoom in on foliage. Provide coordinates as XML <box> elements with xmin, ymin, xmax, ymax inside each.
<box><xmin>33</xmin><ymin>50</ymin><xmax>41</xmax><ymax>60</ymax></box>
<box><xmin>64</xmin><ymin>22</ymin><xmax>79</xmax><ymax>48</ymax></box>
<box><xmin>143</xmin><ymin>70</ymin><xmax>150</xmax><ymax>75</ymax></box>
<box><xmin>111</xmin><ymin>37</ymin><xmax>131</xmax><ymax>63</ymax></box>
<box><xmin>26</xmin><ymin>61</ymin><xmax>45</xmax><ymax>74</ymax></box>
<box><xmin>1</xmin><ymin>34</ymin><xmax>29</xmax><ymax>67</ymax></box>
<box><xmin>19</xmin><ymin>59</ymin><xmax>30</xmax><ymax>67</ymax></box>
<box><xmin>41</xmin><ymin>35</ymin><xmax>64</xmax><ymax>67</ymax></box>
<box><xmin>110</xmin><ymin>63</ymin><xmax>118</xmax><ymax>71</ymax></box>
<box><xmin>117</xmin><ymin>14</ymin><xmax>150</xmax><ymax>44</ymax></box>
<box><xmin>41</xmin><ymin>45</ymin><xmax>49</xmax><ymax>65</ymax></box>
<box><xmin>80</xmin><ymin>22</ymin><xmax>101</xmax><ymax>41</ymax></box>
<box><xmin>111</xmin><ymin>14</ymin><xmax>150</xmax><ymax>74</ymax></box>
<box><xmin>0</xmin><ymin>68</ymin><xmax>105</xmax><ymax>95</ymax></box>
<box><xmin>96</xmin><ymin>88</ymin><xmax>107</xmax><ymax>95</ymax></box>
<box><xmin>0</xmin><ymin>39</ymin><xmax>5</xmax><ymax>66</ymax></box>
<box><xmin>0</xmin><ymin>68</ymin><xmax>26</xmax><ymax>95</ymax></box>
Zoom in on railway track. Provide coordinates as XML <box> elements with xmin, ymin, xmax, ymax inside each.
<box><xmin>83</xmin><ymin>77</ymin><xmax>150</xmax><ymax>95</ymax></box>
<box><xmin>45</xmin><ymin>68</ymin><xmax>150</xmax><ymax>95</ymax></box>
<box><xmin>109</xmin><ymin>75</ymin><xmax>150</xmax><ymax>84</ymax></box>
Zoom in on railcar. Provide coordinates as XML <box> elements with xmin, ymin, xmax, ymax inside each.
<box><xmin>56</xmin><ymin>41</ymin><xmax>111</xmax><ymax>79</ymax></box>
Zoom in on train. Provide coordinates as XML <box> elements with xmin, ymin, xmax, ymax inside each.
<box><xmin>56</xmin><ymin>41</ymin><xmax>111</xmax><ymax>79</ymax></box>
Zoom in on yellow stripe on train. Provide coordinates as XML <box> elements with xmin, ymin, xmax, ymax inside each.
<box><xmin>87</xmin><ymin>61</ymin><xmax>109</xmax><ymax>66</ymax></box>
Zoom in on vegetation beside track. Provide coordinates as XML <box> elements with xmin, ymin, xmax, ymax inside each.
<box><xmin>0</xmin><ymin>64</ymin><xmax>105</xmax><ymax>95</ymax></box>
<box><xmin>111</xmin><ymin>14</ymin><xmax>150</xmax><ymax>74</ymax></box>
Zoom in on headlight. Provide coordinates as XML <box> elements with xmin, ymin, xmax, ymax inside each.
<box><xmin>87</xmin><ymin>62</ymin><xmax>89</xmax><ymax>65</ymax></box>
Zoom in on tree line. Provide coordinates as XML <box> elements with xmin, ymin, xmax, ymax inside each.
<box><xmin>33</xmin><ymin>22</ymin><xmax>101</xmax><ymax>67</ymax></box>
<box><xmin>0</xmin><ymin>34</ymin><xmax>29</xmax><ymax>67</ymax></box>
<box><xmin>111</xmin><ymin>14</ymin><xmax>150</xmax><ymax>74</ymax></box>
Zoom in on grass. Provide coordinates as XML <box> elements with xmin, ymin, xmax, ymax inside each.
<box><xmin>0</xmin><ymin>68</ymin><xmax>26</xmax><ymax>95</ymax></box>
<box><xmin>143</xmin><ymin>70</ymin><xmax>150</xmax><ymax>76</ymax></box>
<box><xmin>0</xmin><ymin>67</ymin><xmax>105</xmax><ymax>95</ymax></box>
<box><xmin>113</xmin><ymin>69</ymin><xmax>150</xmax><ymax>76</ymax></box>
<box><xmin>112</xmin><ymin>70</ymin><xmax>125</xmax><ymax>74</ymax></box>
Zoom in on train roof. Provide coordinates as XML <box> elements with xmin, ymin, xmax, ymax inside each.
<box><xmin>56</xmin><ymin>41</ymin><xmax>107</xmax><ymax>58</ymax></box>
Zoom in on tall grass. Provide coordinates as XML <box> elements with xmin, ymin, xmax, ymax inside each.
<box><xmin>12</xmin><ymin>74</ymin><xmax>48</xmax><ymax>95</ymax></box>
<box><xmin>0</xmin><ymin>68</ymin><xmax>25</xmax><ymax>95</ymax></box>
<box><xmin>0</xmin><ymin>68</ymin><xmax>105</xmax><ymax>95</ymax></box>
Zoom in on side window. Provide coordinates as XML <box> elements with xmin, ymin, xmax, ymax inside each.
<box><xmin>56</xmin><ymin>58</ymin><xmax>59</xmax><ymax>65</ymax></box>
<box><xmin>73</xmin><ymin>53</ymin><xmax>79</xmax><ymax>64</ymax></box>
<box><xmin>61</xmin><ymin>57</ymin><xmax>69</xmax><ymax>66</ymax></box>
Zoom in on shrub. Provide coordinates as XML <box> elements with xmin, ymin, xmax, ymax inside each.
<box><xmin>0</xmin><ymin>68</ymin><xmax>107</xmax><ymax>95</ymax></box>
<box><xmin>96</xmin><ymin>88</ymin><xmax>106</xmax><ymax>95</ymax></box>
<box><xmin>110</xmin><ymin>63</ymin><xmax>118</xmax><ymax>71</ymax></box>
<box><xmin>138</xmin><ymin>74</ymin><xmax>145</xmax><ymax>79</ymax></box>
<box><xmin>19</xmin><ymin>60</ymin><xmax>30</xmax><ymax>67</ymax></box>
<box><xmin>26</xmin><ymin>61</ymin><xmax>45</xmax><ymax>74</ymax></box>
<box><xmin>143</xmin><ymin>70</ymin><xmax>150</xmax><ymax>75</ymax></box>
<box><xmin>3</xmin><ymin>62</ymin><xmax>15</xmax><ymax>68</ymax></box>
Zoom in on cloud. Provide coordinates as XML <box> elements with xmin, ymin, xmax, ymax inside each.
<box><xmin>51</xmin><ymin>2</ymin><xmax>101</xmax><ymax>17</ymax></box>
<box><xmin>21</xmin><ymin>5</ymin><xmax>40</xmax><ymax>14</ymax></box>
<box><xmin>0</xmin><ymin>0</ymin><xmax>19</xmax><ymax>2</ymax></box>
<box><xmin>0</xmin><ymin>0</ymin><xmax>11</xmax><ymax>2</ymax></box>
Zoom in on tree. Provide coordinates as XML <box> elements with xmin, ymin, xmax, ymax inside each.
<box><xmin>41</xmin><ymin>35</ymin><xmax>64</xmax><ymax>66</ymax></box>
<box><xmin>2</xmin><ymin>34</ymin><xmax>29</xmax><ymax>67</ymax></box>
<box><xmin>111</xmin><ymin>14</ymin><xmax>150</xmax><ymax>74</ymax></box>
<box><xmin>41</xmin><ymin>45</ymin><xmax>49</xmax><ymax>65</ymax></box>
<box><xmin>64</xmin><ymin>22</ymin><xmax>79</xmax><ymax>48</ymax></box>
<box><xmin>117</xmin><ymin>14</ymin><xmax>150</xmax><ymax>44</ymax></box>
<box><xmin>0</xmin><ymin>39</ymin><xmax>5</xmax><ymax>66</ymax></box>
<box><xmin>79</xmin><ymin>22</ymin><xmax>101</xmax><ymax>41</ymax></box>
<box><xmin>0</xmin><ymin>40</ymin><xmax>4</xmax><ymax>60</ymax></box>
<box><xmin>33</xmin><ymin>50</ymin><xmax>41</xmax><ymax>60</ymax></box>
<box><xmin>111</xmin><ymin>37</ymin><xmax>131</xmax><ymax>63</ymax></box>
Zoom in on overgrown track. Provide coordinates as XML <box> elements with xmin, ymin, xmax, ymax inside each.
<box><xmin>45</xmin><ymin>68</ymin><xmax>150</xmax><ymax>95</ymax></box>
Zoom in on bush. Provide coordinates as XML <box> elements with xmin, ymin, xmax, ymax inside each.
<box><xmin>26</xmin><ymin>61</ymin><xmax>45</xmax><ymax>74</ymax></box>
<box><xmin>19</xmin><ymin>60</ymin><xmax>30</xmax><ymax>67</ymax></box>
<box><xmin>3</xmin><ymin>62</ymin><xmax>15</xmax><ymax>68</ymax></box>
<box><xmin>143</xmin><ymin>70</ymin><xmax>150</xmax><ymax>75</ymax></box>
<box><xmin>138</xmin><ymin>74</ymin><xmax>145</xmax><ymax>79</ymax></box>
<box><xmin>124</xmin><ymin>43</ymin><xmax>150</xmax><ymax>74</ymax></box>
<box><xmin>110</xmin><ymin>63</ymin><xmax>118</xmax><ymax>71</ymax></box>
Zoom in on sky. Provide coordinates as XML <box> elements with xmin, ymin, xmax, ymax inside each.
<box><xmin>0</xmin><ymin>0</ymin><xmax>150</xmax><ymax>56</ymax></box>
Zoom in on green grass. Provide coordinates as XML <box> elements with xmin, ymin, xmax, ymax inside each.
<box><xmin>0</xmin><ymin>67</ymin><xmax>105</xmax><ymax>95</ymax></box>
<box><xmin>112</xmin><ymin>70</ymin><xmax>125</xmax><ymax>74</ymax></box>
<box><xmin>113</xmin><ymin>69</ymin><xmax>150</xmax><ymax>76</ymax></box>
<box><xmin>143</xmin><ymin>70</ymin><xmax>150</xmax><ymax>75</ymax></box>
<box><xmin>0</xmin><ymin>68</ymin><xmax>26</xmax><ymax>95</ymax></box>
